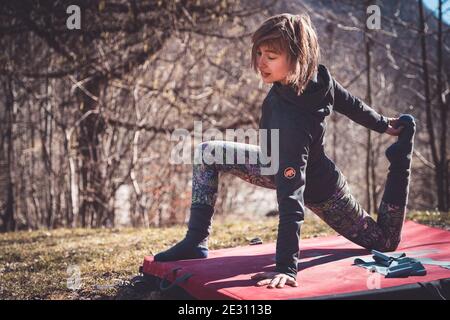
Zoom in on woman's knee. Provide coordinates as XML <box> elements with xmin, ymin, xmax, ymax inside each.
<box><xmin>372</xmin><ymin>238</ymin><xmax>401</xmax><ymax>253</ymax></box>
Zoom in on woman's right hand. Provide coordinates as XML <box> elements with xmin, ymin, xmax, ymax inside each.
<box><xmin>385</xmin><ymin>117</ymin><xmax>404</xmax><ymax>136</ymax></box>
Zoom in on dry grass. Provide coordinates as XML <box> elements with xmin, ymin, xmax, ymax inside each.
<box><xmin>0</xmin><ymin>211</ymin><xmax>448</xmax><ymax>300</ymax></box>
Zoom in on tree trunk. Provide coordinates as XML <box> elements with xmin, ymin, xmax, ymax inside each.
<box><xmin>77</xmin><ymin>77</ymin><xmax>107</xmax><ymax>228</ymax></box>
<box><xmin>436</xmin><ymin>0</ymin><xmax>448</xmax><ymax>212</ymax></box>
<box><xmin>326</xmin><ymin>23</ymin><xmax>339</xmax><ymax>164</ymax></box>
<box><xmin>365</xmin><ymin>8</ymin><xmax>374</xmax><ymax>214</ymax></box>
<box><xmin>418</xmin><ymin>0</ymin><xmax>447</xmax><ymax>212</ymax></box>
<box><xmin>1</xmin><ymin>76</ymin><xmax>16</xmax><ymax>232</ymax></box>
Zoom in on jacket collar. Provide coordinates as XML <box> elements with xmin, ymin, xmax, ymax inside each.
<box><xmin>272</xmin><ymin>64</ymin><xmax>333</xmax><ymax>114</ymax></box>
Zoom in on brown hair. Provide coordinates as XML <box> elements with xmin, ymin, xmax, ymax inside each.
<box><xmin>251</xmin><ymin>13</ymin><xmax>320</xmax><ymax>95</ymax></box>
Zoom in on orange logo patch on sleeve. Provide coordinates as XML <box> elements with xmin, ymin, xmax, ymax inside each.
<box><xmin>284</xmin><ymin>167</ymin><xmax>296</xmax><ymax>179</ymax></box>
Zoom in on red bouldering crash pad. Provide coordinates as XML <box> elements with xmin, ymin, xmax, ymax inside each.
<box><xmin>141</xmin><ymin>221</ymin><xmax>450</xmax><ymax>299</ymax></box>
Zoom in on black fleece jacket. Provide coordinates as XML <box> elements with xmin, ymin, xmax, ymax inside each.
<box><xmin>258</xmin><ymin>64</ymin><xmax>389</xmax><ymax>278</ymax></box>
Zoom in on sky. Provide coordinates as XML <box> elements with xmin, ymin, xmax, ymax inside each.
<box><xmin>423</xmin><ymin>0</ymin><xmax>450</xmax><ymax>24</ymax></box>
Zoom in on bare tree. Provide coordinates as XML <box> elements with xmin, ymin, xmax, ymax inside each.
<box><xmin>0</xmin><ymin>0</ymin><xmax>276</xmax><ymax>230</ymax></box>
<box><xmin>418</xmin><ymin>0</ymin><xmax>449</xmax><ymax>212</ymax></box>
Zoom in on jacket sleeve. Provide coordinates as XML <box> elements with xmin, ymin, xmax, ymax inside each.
<box><xmin>273</xmin><ymin>123</ymin><xmax>312</xmax><ymax>279</ymax></box>
<box><xmin>332</xmin><ymin>77</ymin><xmax>389</xmax><ymax>133</ymax></box>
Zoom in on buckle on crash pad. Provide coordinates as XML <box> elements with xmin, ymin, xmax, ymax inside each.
<box><xmin>159</xmin><ymin>267</ymin><xmax>193</xmax><ymax>292</ymax></box>
<box><xmin>249</xmin><ymin>237</ymin><xmax>263</xmax><ymax>245</ymax></box>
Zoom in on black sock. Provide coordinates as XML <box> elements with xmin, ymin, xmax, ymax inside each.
<box><xmin>153</xmin><ymin>204</ymin><xmax>214</xmax><ymax>262</ymax></box>
<box><xmin>383</xmin><ymin>114</ymin><xmax>416</xmax><ymax>207</ymax></box>
<box><xmin>385</xmin><ymin>114</ymin><xmax>415</xmax><ymax>167</ymax></box>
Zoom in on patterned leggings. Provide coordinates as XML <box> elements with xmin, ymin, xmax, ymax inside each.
<box><xmin>192</xmin><ymin>141</ymin><xmax>407</xmax><ymax>252</ymax></box>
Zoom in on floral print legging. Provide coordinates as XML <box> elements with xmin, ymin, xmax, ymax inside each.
<box><xmin>192</xmin><ymin>141</ymin><xmax>407</xmax><ymax>252</ymax></box>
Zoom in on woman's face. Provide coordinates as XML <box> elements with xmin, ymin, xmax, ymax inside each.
<box><xmin>256</xmin><ymin>45</ymin><xmax>290</xmax><ymax>85</ymax></box>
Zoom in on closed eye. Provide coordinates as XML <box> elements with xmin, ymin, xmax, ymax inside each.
<box><xmin>256</xmin><ymin>51</ymin><xmax>277</xmax><ymax>60</ymax></box>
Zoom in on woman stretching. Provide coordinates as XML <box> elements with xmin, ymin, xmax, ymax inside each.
<box><xmin>154</xmin><ymin>13</ymin><xmax>416</xmax><ymax>289</ymax></box>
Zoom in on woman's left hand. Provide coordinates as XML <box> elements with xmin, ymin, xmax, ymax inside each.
<box><xmin>251</xmin><ymin>271</ymin><xmax>298</xmax><ymax>289</ymax></box>
<box><xmin>385</xmin><ymin>117</ymin><xmax>404</xmax><ymax>136</ymax></box>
